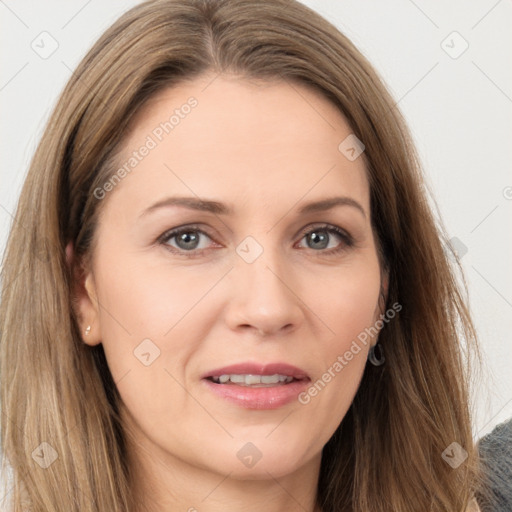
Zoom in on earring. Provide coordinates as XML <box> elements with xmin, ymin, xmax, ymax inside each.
<box><xmin>84</xmin><ymin>325</ymin><xmax>91</xmax><ymax>336</ymax></box>
<box><xmin>368</xmin><ymin>343</ymin><xmax>385</xmax><ymax>366</ymax></box>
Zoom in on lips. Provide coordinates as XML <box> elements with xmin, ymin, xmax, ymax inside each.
<box><xmin>201</xmin><ymin>362</ymin><xmax>311</xmax><ymax>410</ymax></box>
<box><xmin>202</xmin><ymin>362</ymin><xmax>310</xmax><ymax>381</ymax></box>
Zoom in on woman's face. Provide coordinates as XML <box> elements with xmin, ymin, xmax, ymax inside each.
<box><xmin>74</xmin><ymin>73</ymin><xmax>386</xmax><ymax>481</ymax></box>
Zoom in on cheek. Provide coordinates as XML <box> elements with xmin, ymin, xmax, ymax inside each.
<box><xmin>94</xmin><ymin>264</ymin><xmax>207</xmax><ymax>427</ymax></box>
<box><xmin>327</xmin><ymin>261</ymin><xmax>381</xmax><ymax>375</ymax></box>
<box><xmin>92</xmin><ymin>257</ymin><xmax>205</xmax><ymax>379</ymax></box>
<box><xmin>309</xmin><ymin>256</ymin><xmax>381</xmax><ymax>346</ymax></box>
<box><xmin>95</xmin><ymin>252</ymin><xmax>212</xmax><ymax>333</ymax></box>
<box><xmin>299</xmin><ymin>256</ymin><xmax>381</xmax><ymax>425</ymax></box>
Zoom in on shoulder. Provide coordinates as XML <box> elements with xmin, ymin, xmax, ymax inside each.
<box><xmin>477</xmin><ymin>418</ymin><xmax>512</xmax><ymax>511</ymax></box>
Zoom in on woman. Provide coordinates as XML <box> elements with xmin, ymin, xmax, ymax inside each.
<box><xmin>0</xmin><ymin>0</ymin><xmax>484</xmax><ymax>510</ymax></box>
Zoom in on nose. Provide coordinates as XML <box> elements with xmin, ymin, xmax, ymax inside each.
<box><xmin>224</xmin><ymin>244</ymin><xmax>305</xmax><ymax>338</ymax></box>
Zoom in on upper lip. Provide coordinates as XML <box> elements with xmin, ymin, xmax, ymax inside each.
<box><xmin>202</xmin><ymin>362</ymin><xmax>310</xmax><ymax>380</ymax></box>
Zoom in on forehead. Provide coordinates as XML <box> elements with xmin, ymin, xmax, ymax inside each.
<box><xmin>100</xmin><ymin>73</ymin><xmax>370</xmax><ymax>220</ymax></box>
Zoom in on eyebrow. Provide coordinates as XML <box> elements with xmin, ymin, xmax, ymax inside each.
<box><xmin>138</xmin><ymin>195</ymin><xmax>366</xmax><ymax>219</ymax></box>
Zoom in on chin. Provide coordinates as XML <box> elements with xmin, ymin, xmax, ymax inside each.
<box><xmin>221</xmin><ymin>459</ymin><xmax>309</xmax><ymax>481</ymax></box>
<box><xmin>207</xmin><ymin>436</ymin><xmax>317</xmax><ymax>480</ymax></box>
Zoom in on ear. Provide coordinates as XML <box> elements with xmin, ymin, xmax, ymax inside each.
<box><xmin>380</xmin><ymin>266</ymin><xmax>389</xmax><ymax>313</ymax></box>
<box><xmin>66</xmin><ymin>241</ymin><xmax>101</xmax><ymax>346</ymax></box>
<box><xmin>371</xmin><ymin>266</ymin><xmax>390</xmax><ymax>347</ymax></box>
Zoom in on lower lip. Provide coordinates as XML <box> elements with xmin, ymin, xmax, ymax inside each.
<box><xmin>202</xmin><ymin>379</ymin><xmax>310</xmax><ymax>410</ymax></box>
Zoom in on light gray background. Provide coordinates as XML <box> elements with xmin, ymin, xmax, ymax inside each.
<box><xmin>1</xmin><ymin>0</ymin><xmax>511</xmax><ymax>500</ymax></box>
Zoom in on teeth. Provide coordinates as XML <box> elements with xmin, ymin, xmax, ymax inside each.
<box><xmin>211</xmin><ymin>374</ymin><xmax>294</xmax><ymax>386</ymax></box>
<box><xmin>246</xmin><ymin>374</ymin><xmax>261</xmax><ymax>385</ymax></box>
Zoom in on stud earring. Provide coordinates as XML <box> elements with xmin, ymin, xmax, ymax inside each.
<box><xmin>84</xmin><ymin>325</ymin><xmax>91</xmax><ymax>336</ymax></box>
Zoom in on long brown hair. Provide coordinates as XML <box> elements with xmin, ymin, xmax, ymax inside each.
<box><xmin>0</xmin><ymin>0</ymin><xmax>483</xmax><ymax>510</ymax></box>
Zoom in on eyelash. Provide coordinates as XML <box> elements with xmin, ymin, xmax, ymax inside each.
<box><xmin>157</xmin><ymin>223</ymin><xmax>354</xmax><ymax>258</ymax></box>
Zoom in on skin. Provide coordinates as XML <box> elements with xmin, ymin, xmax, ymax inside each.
<box><xmin>70</xmin><ymin>72</ymin><xmax>388</xmax><ymax>512</ymax></box>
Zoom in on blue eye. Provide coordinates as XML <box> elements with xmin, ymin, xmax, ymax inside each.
<box><xmin>297</xmin><ymin>225</ymin><xmax>354</xmax><ymax>254</ymax></box>
<box><xmin>158</xmin><ymin>224</ymin><xmax>215</xmax><ymax>256</ymax></box>
<box><xmin>158</xmin><ymin>223</ymin><xmax>353</xmax><ymax>257</ymax></box>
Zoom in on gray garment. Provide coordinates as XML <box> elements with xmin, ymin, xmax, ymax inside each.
<box><xmin>476</xmin><ymin>418</ymin><xmax>512</xmax><ymax>512</ymax></box>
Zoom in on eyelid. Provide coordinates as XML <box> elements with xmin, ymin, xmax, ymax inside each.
<box><xmin>296</xmin><ymin>222</ymin><xmax>352</xmax><ymax>242</ymax></box>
